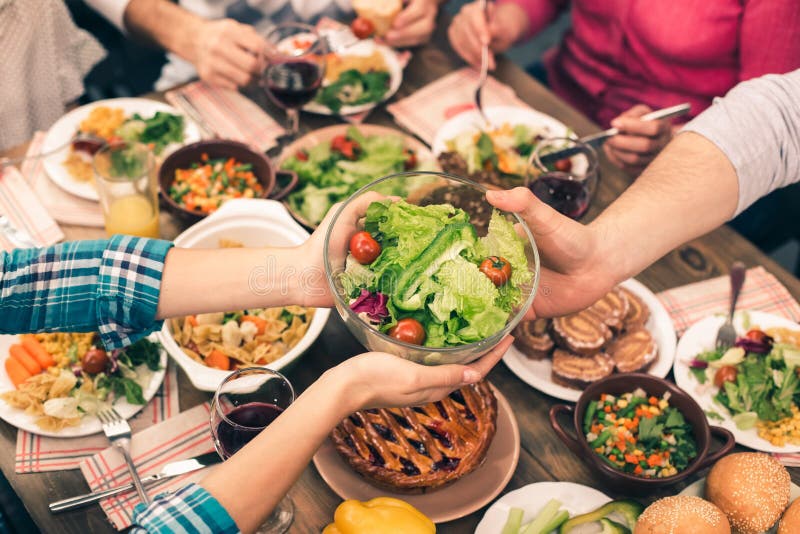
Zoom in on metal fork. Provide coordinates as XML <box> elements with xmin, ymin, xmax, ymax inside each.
<box><xmin>715</xmin><ymin>262</ymin><xmax>746</xmax><ymax>349</ymax></box>
<box><xmin>0</xmin><ymin>215</ymin><xmax>38</xmax><ymax>249</ymax></box>
<box><xmin>473</xmin><ymin>0</ymin><xmax>491</xmax><ymax>126</ymax></box>
<box><xmin>97</xmin><ymin>409</ymin><xmax>150</xmax><ymax>505</ymax></box>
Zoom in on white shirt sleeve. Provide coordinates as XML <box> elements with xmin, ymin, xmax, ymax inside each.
<box><xmin>84</xmin><ymin>0</ymin><xmax>131</xmax><ymax>32</ymax></box>
<box><xmin>681</xmin><ymin>69</ymin><xmax>800</xmax><ymax>216</ymax></box>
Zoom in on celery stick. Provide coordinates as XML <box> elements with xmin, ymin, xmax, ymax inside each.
<box><xmin>521</xmin><ymin>499</ymin><xmax>562</xmax><ymax>534</ymax></box>
<box><xmin>501</xmin><ymin>507</ymin><xmax>524</xmax><ymax>534</ymax></box>
<box><xmin>537</xmin><ymin>510</ymin><xmax>569</xmax><ymax>533</ymax></box>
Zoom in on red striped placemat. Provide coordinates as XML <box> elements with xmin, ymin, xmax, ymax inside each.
<box><xmin>166</xmin><ymin>82</ymin><xmax>284</xmax><ymax>151</ymax></box>
<box><xmin>0</xmin><ymin>165</ymin><xmax>64</xmax><ymax>251</ymax></box>
<box><xmin>15</xmin><ymin>363</ymin><xmax>179</xmax><ymax>473</ymax></box>
<box><xmin>79</xmin><ymin>403</ymin><xmax>215</xmax><ymax>530</ymax></box>
<box><xmin>387</xmin><ymin>67</ymin><xmax>529</xmax><ymax>144</ymax></box>
<box><xmin>21</xmin><ymin>132</ymin><xmax>104</xmax><ymax>228</ymax></box>
<box><xmin>656</xmin><ymin>266</ymin><xmax>800</xmax><ymax>465</ymax></box>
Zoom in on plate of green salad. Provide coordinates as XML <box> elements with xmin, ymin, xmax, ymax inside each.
<box><xmin>278</xmin><ymin>124</ymin><xmax>437</xmax><ymax>228</ymax></box>
<box><xmin>324</xmin><ymin>172</ymin><xmax>539</xmax><ymax>365</ymax></box>
<box><xmin>673</xmin><ymin>310</ymin><xmax>800</xmax><ymax>453</ymax></box>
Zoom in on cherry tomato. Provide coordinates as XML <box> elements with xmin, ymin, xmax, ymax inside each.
<box><xmin>350</xmin><ymin>17</ymin><xmax>375</xmax><ymax>39</ymax></box>
<box><xmin>388</xmin><ymin>318</ymin><xmax>426</xmax><ymax>345</ymax></box>
<box><xmin>82</xmin><ymin>347</ymin><xmax>109</xmax><ymax>375</ymax></box>
<box><xmin>349</xmin><ymin>231</ymin><xmax>381</xmax><ymax>264</ymax></box>
<box><xmin>331</xmin><ymin>135</ymin><xmax>361</xmax><ymax>160</ymax></box>
<box><xmin>403</xmin><ymin>148</ymin><xmax>417</xmax><ymax>170</ymax></box>
<box><xmin>479</xmin><ymin>256</ymin><xmax>512</xmax><ymax>286</ymax></box>
<box><xmin>554</xmin><ymin>158</ymin><xmax>572</xmax><ymax>172</ymax></box>
<box><xmin>295</xmin><ymin>149</ymin><xmax>309</xmax><ymax>161</ymax></box>
<box><xmin>714</xmin><ymin>365</ymin><xmax>739</xmax><ymax>388</ymax></box>
<box><xmin>745</xmin><ymin>329</ymin><xmax>771</xmax><ymax>344</ymax></box>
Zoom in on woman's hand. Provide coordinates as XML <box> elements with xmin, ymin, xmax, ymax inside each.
<box><xmin>486</xmin><ymin>188</ymin><xmax>619</xmax><ymax>319</ymax></box>
<box><xmin>448</xmin><ymin>2</ymin><xmax>528</xmax><ymax>70</ymax></box>
<box><xmin>334</xmin><ymin>336</ymin><xmax>513</xmax><ymax>410</ymax></box>
<box><xmin>604</xmin><ymin>105</ymin><xmax>673</xmax><ymax>176</ymax></box>
<box><xmin>190</xmin><ymin>19</ymin><xmax>267</xmax><ymax>89</ymax></box>
<box><xmin>384</xmin><ymin>0</ymin><xmax>439</xmax><ymax>48</ymax></box>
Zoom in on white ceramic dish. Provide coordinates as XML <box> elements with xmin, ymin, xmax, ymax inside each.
<box><xmin>158</xmin><ymin>198</ymin><xmax>330</xmax><ymax>391</ymax></box>
<box><xmin>0</xmin><ymin>334</ymin><xmax>166</xmax><ymax>437</ymax></box>
<box><xmin>41</xmin><ymin>98</ymin><xmax>201</xmax><ymax>201</ymax></box>
<box><xmin>475</xmin><ymin>481</ymin><xmax>611</xmax><ymax>534</ymax></box>
<box><xmin>304</xmin><ymin>40</ymin><xmax>402</xmax><ymax>116</ymax></box>
<box><xmin>673</xmin><ymin>310</ymin><xmax>800</xmax><ymax>453</ymax></box>
<box><xmin>504</xmin><ymin>278</ymin><xmax>677</xmax><ymax>402</ymax></box>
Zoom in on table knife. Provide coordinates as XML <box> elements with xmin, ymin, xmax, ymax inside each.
<box><xmin>49</xmin><ymin>451</ymin><xmax>220</xmax><ymax>513</ymax></box>
<box><xmin>538</xmin><ymin>102</ymin><xmax>691</xmax><ymax>165</ymax></box>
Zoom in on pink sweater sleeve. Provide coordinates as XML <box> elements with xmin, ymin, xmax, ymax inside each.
<box><xmin>739</xmin><ymin>0</ymin><xmax>800</xmax><ymax>82</ymax></box>
<box><xmin>497</xmin><ymin>0</ymin><xmax>569</xmax><ymax>39</ymax></box>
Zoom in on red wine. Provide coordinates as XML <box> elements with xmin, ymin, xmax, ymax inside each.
<box><xmin>216</xmin><ymin>402</ymin><xmax>284</xmax><ymax>458</ymax></box>
<box><xmin>529</xmin><ymin>175</ymin><xmax>590</xmax><ymax>219</ymax></box>
<box><xmin>264</xmin><ymin>60</ymin><xmax>323</xmax><ymax>109</ymax></box>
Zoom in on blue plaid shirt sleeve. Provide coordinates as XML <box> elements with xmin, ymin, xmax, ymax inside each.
<box><xmin>131</xmin><ymin>483</ymin><xmax>239</xmax><ymax>534</ymax></box>
<box><xmin>0</xmin><ymin>236</ymin><xmax>173</xmax><ymax>350</ymax></box>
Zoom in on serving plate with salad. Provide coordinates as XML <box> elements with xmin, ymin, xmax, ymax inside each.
<box><xmin>278</xmin><ymin>124</ymin><xmax>436</xmax><ymax>228</ymax></box>
<box><xmin>0</xmin><ymin>333</ymin><xmax>166</xmax><ymax>438</ymax></box>
<box><xmin>673</xmin><ymin>310</ymin><xmax>800</xmax><ymax>453</ymax></box>
<box><xmin>41</xmin><ymin>98</ymin><xmax>201</xmax><ymax>201</ymax></box>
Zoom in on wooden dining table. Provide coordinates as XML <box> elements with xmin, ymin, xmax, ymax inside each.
<box><xmin>2</xmin><ymin>22</ymin><xmax>799</xmax><ymax>534</ymax></box>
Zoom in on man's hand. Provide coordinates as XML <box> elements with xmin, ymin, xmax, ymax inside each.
<box><xmin>190</xmin><ymin>19</ymin><xmax>267</xmax><ymax>89</ymax></box>
<box><xmin>448</xmin><ymin>2</ymin><xmax>528</xmax><ymax>70</ymax></box>
<box><xmin>604</xmin><ymin>105</ymin><xmax>673</xmax><ymax>176</ymax></box>
<box><xmin>384</xmin><ymin>0</ymin><xmax>438</xmax><ymax>48</ymax></box>
<box><xmin>486</xmin><ymin>188</ymin><xmax>619</xmax><ymax>318</ymax></box>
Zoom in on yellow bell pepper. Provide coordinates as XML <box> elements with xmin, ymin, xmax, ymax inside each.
<box><xmin>322</xmin><ymin>497</ymin><xmax>435</xmax><ymax>534</ymax></box>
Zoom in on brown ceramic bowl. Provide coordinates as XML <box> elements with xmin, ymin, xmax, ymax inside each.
<box><xmin>549</xmin><ymin>373</ymin><xmax>735</xmax><ymax>493</ymax></box>
<box><xmin>159</xmin><ymin>140</ymin><xmax>298</xmax><ymax>222</ymax></box>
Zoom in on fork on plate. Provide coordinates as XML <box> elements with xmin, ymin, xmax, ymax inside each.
<box><xmin>715</xmin><ymin>262</ymin><xmax>746</xmax><ymax>349</ymax></box>
<box><xmin>98</xmin><ymin>408</ymin><xmax>150</xmax><ymax>505</ymax></box>
<box><xmin>473</xmin><ymin>0</ymin><xmax>491</xmax><ymax>126</ymax></box>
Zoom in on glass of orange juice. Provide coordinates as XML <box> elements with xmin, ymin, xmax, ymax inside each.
<box><xmin>93</xmin><ymin>142</ymin><xmax>160</xmax><ymax>238</ymax></box>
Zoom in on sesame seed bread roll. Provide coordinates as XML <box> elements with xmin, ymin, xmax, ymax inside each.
<box><xmin>706</xmin><ymin>453</ymin><xmax>790</xmax><ymax>534</ymax></box>
<box><xmin>779</xmin><ymin>498</ymin><xmax>800</xmax><ymax>534</ymax></box>
<box><xmin>634</xmin><ymin>496</ymin><xmax>730</xmax><ymax>534</ymax></box>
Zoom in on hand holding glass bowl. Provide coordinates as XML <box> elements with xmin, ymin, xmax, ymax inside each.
<box><xmin>323</xmin><ymin>171</ymin><xmax>540</xmax><ymax>366</ymax></box>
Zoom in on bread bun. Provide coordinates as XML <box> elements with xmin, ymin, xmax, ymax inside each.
<box><xmin>634</xmin><ymin>495</ymin><xmax>730</xmax><ymax>534</ymax></box>
<box><xmin>352</xmin><ymin>0</ymin><xmax>402</xmax><ymax>36</ymax></box>
<box><xmin>706</xmin><ymin>453</ymin><xmax>790</xmax><ymax>534</ymax></box>
<box><xmin>779</xmin><ymin>498</ymin><xmax>800</xmax><ymax>534</ymax></box>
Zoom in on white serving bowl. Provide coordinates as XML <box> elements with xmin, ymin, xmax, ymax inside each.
<box><xmin>159</xmin><ymin>198</ymin><xmax>330</xmax><ymax>391</ymax></box>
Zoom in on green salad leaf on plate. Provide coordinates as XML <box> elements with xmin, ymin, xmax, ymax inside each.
<box><xmin>315</xmin><ymin>69</ymin><xmax>391</xmax><ymax>113</ymax></box>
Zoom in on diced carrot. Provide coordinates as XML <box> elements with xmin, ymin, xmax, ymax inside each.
<box><xmin>186</xmin><ymin>315</ymin><xmax>198</xmax><ymax>327</ymax></box>
<box><xmin>201</xmin><ymin>153</ymin><xmax>209</xmax><ymax>162</ymax></box>
<box><xmin>600</xmin><ymin>394</ymin><xmax>606</xmax><ymax>401</ymax></box>
<box><xmin>241</xmin><ymin>315</ymin><xmax>267</xmax><ymax>335</ymax></box>
<box><xmin>9</xmin><ymin>344</ymin><xmax>42</xmax><ymax>375</ymax></box>
<box><xmin>648</xmin><ymin>396</ymin><xmax>658</xmax><ymax>405</ymax></box>
<box><xmin>624</xmin><ymin>453</ymin><xmax>638</xmax><ymax>464</ymax></box>
<box><xmin>19</xmin><ymin>335</ymin><xmax>55</xmax><ymax>368</ymax></box>
<box><xmin>634</xmin><ymin>465</ymin><xmax>644</xmax><ymax>475</ymax></box>
<box><xmin>647</xmin><ymin>454</ymin><xmax>662</xmax><ymax>467</ymax></box>
<box><xmin>604</xmin><ymin>405</ymin><xmax>612</xmax><ymax>413</ymax></box>
<box><xmin>608</xmin><ymin>455</ymin><xmax>617</xmax><ymax>462</ymax></box>
<box><xmin>5</xmin><ymin>357</ymin><xmax>32</xmax><ymax>388</ymax></box>
<box><xmin>205</xmin><ymin>350</ymin><xmax>230</xmax><ymax>371</ymax></box>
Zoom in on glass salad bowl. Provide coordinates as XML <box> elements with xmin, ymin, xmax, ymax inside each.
<box><xmin>323</xmin><ymin>171</ymin><xmax>540</xmax><ymax>365</ymax></box>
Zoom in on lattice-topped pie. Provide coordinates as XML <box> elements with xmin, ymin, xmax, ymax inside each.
<box><xmin>330</xmin><ymin>380</ymin><xmax>497</xmax><ymax>493</ymax></box>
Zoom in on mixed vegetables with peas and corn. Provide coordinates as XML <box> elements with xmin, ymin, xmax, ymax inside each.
<box><xmin>583</xmin><ymin>389</ymin><xmax>698</xmax><ymax>478</ymax></box>
<box><xmin>168</xmin><ymin>154</ymin><xmax>264</xmax><ymax>215</ymax></box>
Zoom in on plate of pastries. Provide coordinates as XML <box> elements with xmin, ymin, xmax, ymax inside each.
<box><xmin>503</xmin><ymin>279</ymin><xmax>676</xmax><ymax>402</ymax></box>
<box><xmin>312</xmin><ymin>380</ymin><xmax>520</xmax><ymax>523</ymax></box>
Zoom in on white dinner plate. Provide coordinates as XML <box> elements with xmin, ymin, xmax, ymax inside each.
<box><xmin>41</xmin><ymin>98</ymin><xmax>201</xmax><ymax>201</ymax></box>
<box><xmin>303</xmin><ymin>40</ymin><xmax>403</xmax><ymax>116</ymax></box>
<box><xmin>475</xmin><ymin>481</ymin><xmax>611</xmax><ymax>534</ymax></box>
<box><xmin>0</xmin><ymin>333</ymin><xmax>167</xmax><ymax>437</ymax></box>
<box><xmin>503</xmin><ymin>278</ymin><xmax>677</xmax><ymax>402</ymax></box>
<box><xmin>680</xmin><ymin>477</ymin><xmax>800</xmax><ymax>534</ymax></box>
<box><xmin>673</xmin><ymin>310</ymin><xmax>800</xmax><ymax>453</ymax></box>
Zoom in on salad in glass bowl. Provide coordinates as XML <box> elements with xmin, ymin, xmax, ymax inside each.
<box><xmin>323</xmin><ymin>172</ymin><xmax>539</xmax><ymax>365</ymax></box>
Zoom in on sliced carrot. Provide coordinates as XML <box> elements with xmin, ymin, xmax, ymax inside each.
<box><xmin>648</xmin><ymin>396</ymin><xmax>658</xmax><ymax>405</ymax></box>
<box><xmin>205</xmin><ymin>350</ymin><xmax>230</xmax><ymax>371</ymax></box>
<box><xmin>20</xmin><ymin>335</ymin><xmax>55</xmax><ymax>368</ymax></box>
<box><xmin>624</xmin><ymin>453</ymin><xmax>638</xmax><ymax>464</ymax></box>
<box><xmin>9</xmin><ymin>344</ymin><xmax>42</xmax><ymax>375</ymax></box>
<box><xmin>241</xmin><ymin>315</ymin><xmax>267</xmax><ymax>335</ymax></box>
<box><xmin>634</xmin><ymin>465</ymin><xmax>644</xmax><ymax>475</ymax></box>
<box><xmin>5</xmin><ymin>357</ymin><xmax>32</xmax><ymax>388</ymax></box>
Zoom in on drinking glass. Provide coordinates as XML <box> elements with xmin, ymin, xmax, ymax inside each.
<box><xmin>210</xmin><ymin>368</ymin><xmax>296</xmax><ymax>533</ymax></box>
<box><xmin>527</xmin><ymin>137</ymin><xmax>600</xmax><ymax>220</ymax></box>
<box><xmin>262</xmin><ymin>23</ymin><xmax>327</xmax><ymax>137</ymax></box>
<box><xmin>93</xmin><ymin>142</ymin><xmax>160</xmax><ymax>238</ymax></box>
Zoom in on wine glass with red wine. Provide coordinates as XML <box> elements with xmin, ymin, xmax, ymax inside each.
<box><xmin>210</xmin><ymin>367</ymin><xmax>295</xmax><ymax>533</ymax></box>
<box><xmin>527</xmin><ymin>137</ymin><xmax>600</xmax><ymax>220</ymax></box>
<box><xmin>262</xmin><ymin>23</ymin><xmax>327</xmax><ymax>137</ymax></box>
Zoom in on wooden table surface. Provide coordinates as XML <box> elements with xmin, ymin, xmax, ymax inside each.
<box><xmin>3</xmin><ymin>26</ymin><xmax>800</xmax><ymax>534</ymax></box>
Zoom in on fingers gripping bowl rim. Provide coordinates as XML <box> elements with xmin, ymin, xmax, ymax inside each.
<box><xmin>322</xmin><ymin>171</ymin><xmax>540</xmax><ymax>365</ymax></box>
